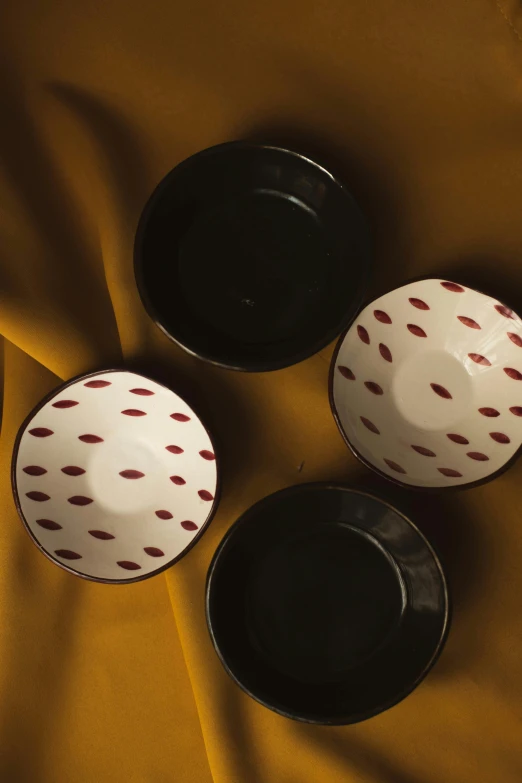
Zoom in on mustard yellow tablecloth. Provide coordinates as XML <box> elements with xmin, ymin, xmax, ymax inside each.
<box><xmin>1</xmin><ymin>0</ymin><xmax>522</xmax><ymax>780</ymax></box>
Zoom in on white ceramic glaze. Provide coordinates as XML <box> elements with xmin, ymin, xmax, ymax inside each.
<box><xmin>332</xmin><ymin>279</ymin><xmax>522</xmax><ymax>488</ymax></box>
<box><xmin>13</xmin><ymin>371</ymin><xmax>218</xmax><ymax>580</ymax></box>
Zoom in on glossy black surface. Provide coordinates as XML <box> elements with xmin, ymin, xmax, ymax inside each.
<box><xmin>206</xmin><ymin>484</ymin><xmax>449</xmax><ymax>724</ymax></box>
<box><xmin>135</xmin><ymin>142</ymin><xmax>372</xmax><ymax>371</ymax></box>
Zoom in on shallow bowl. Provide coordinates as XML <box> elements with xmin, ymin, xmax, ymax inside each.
<box><xmin>330</xmin><ymin>278</ymin><xmax>522</xmax><ymax>489</ymax></box>
<box><xmin>12</xmin><ymin>370</ymin><xmax>219</xmax><ymax>582</ymax></box>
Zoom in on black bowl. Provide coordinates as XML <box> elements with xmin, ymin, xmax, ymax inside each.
<box><xmin>135</xmin><ymin>142</ymin><xmax>372</xmax><ymax>371</ymax></box>
<box><xmin>206</xmin><ymin>483</ymin><xmax>449</xmax><ymax>724</ymax></box>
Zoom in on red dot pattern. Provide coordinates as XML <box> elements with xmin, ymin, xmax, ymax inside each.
<box><xmin>337</xmin><ymin>284</ymin><xmax>522</xmax><ymax>486</ymax></box>
<box><xmin>155</xmin><ymin>510</ymin><xmax>173</xmax><ymax>519</ymax></box>
<box><xmin>18</xmin><ymin>372</ymin><xmax>218</xmax><ymax>578</ymax></box>
<box><xmin>409</xmin><ymin>297</ymin><xmax>430</xmax><ymax>310</ymax></box>
<box><xmin>360</xmin><ymin>417</ymin><xmax>380</xmax><ymax>434</ymax></box>
<box><xmin>364</xmin><ymin>381</ymin><xmax>383</xmax><ymax>395</ymax></box>
<box><xmin>374</xmin><ymin>310</ymin><xmax>392</xmax><ymax>324</ymax></box>
<box><xmin>441</xmin><ymin>282</ymin><xmax>465</xmax><ymax>293</ymax></box>
<box><xmin>84</xmin><ymin>380</ymin><xmax>111</xmax><ymax>388</ymax></box>
<box><xmin>23</xmin><ymin>465</ymin><xmax>47</xmax><ymax>476</ymax></box>
<box><xmin>357</xmin><ymin>325</ymin><xmax>370</xmax><ymax>344</ymax></box>
<box><xmin>379</xmin><ymin>344</ymin><xmax>392</xmax><ymax>363</ymax></box>
<box><xmin>431</xmin><ymin>383</ymin><xmax>452</xmax><ymax>399</ymax></box>
<box><xmin>67</xmin><ymin>496</ymin><xmax>93</xmax><ymax>506</ymax></box>
<box><xmin>407</xmin><ymin>324</ymin><xmax>427</xmax><ymax>337</ymax></box>
<box><xmin>458</xmin><ymin>316</ymin><xmax>481</xmax><ymax>329</ymax></box>
<box><xmin>338</xmin><ymin>366</ymin><xmax>355</xmax><ymax>380</ymax></box>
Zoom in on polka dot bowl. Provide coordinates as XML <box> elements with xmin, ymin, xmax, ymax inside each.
<box><xmin>12</xmin><ymin>370</ymin><xmax>219</xmax><ymax>582</ymax></box>
<box><xmin>330</xmin><ymin>278</ymin><xmax>522</xmax><ymax>489</ymax></box>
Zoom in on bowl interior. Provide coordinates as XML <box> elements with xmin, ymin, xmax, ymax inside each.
<box><xmin>135</xmin><ymin>143</ymin><xmax>371</xmax><ymax>371</ymax></box>
<box><xmin>206</xmin><ymin>484</ymin><xmax>448</xmax><ymax>724</ymax></box>
<box><xmin>13</xmin><ymin>370</ymin><xmax>218</xmax><ymax>582</ymax></box>
<box><xmin>331</xmin><ymin>279</ymin><xmax>522</xmax><ymax>488</ymax></box>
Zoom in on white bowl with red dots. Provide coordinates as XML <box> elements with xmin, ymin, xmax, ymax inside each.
<box><xmin>12</xmin><ymin>370</ymin><xmax>219</xmax><ymax>582</ymax></box>
<box><xmin>330</xmin><ymin>278</ymin><xmax>522</xmax><ymax>489</ymax></box>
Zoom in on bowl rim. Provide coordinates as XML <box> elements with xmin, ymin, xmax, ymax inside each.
<box><xmin>11</xmin><ymin>367</ymin><xmax>222</xmax><ymax>584</ymax></box>
<box><xmin>328</xmin><ymin>274</ymin><xmax>522</xmax><ymax>492</ymax></box>
<box><xmin>205</xmin><ymin>481</ymin><xmax>451</xmax><ymax>725</ymax></box>
<box><xmin>134</xmin><ymin>139</ymin><xmax>372</xmax><ymax>373</ymax></box>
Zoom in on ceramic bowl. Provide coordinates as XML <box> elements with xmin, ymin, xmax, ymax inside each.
<box><xmin>12</xmin><ymin>370</ymin><xmax>219</xmax><ymax>582</ymax></box>
<box><xmin>134</xmin><ymin>141</ymin><xmax>372</xmax><ymax>371</ymax></box>
<box><xmin>330</xmin><ymin>278</ymin><xmax>522</xmax><ymax>489</ymax></box>
<box><xmin>206</xmin><ymin>483</ymin><xmax>449</xmax><ymax>725</ymax></box>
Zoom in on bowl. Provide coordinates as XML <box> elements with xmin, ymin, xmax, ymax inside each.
<box><xmin>330</xmin><ymin>278</ymin><xmax>522</xmax><ymax>489</ymax></box>
<box><xmin>134</xmin><ymin>141</ymin><xmax>372</xmax><ymax>371</ymax></box>
<box><xmin>206</xmin><ymin>483</ymin><xmax>449</xmax><ymax>724</ymax></box>
<box><xmin>12</xmin><ymin>369</ymin><xmax>219</xmax><ymax>583</ymax></box>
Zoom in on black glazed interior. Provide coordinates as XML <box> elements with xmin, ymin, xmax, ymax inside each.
<box><xmin>135</xmin><ymin>142</ymin><xmax>372</xmax><ymax>371</ymax></box>
<box><xmin>206</xmin><ymin>484</ymin><xmax>449</xmax><ymax>724</ymax></box>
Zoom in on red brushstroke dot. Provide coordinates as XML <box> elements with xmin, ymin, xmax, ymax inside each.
<box><xmin>360</xmin><ymin>416</ymin><xmax>380</xmax><ymax>434</ymax></box>
<box><xmin>67</xmin><ymin>495</ymin><xmax>93</xmax><ymax>506</ymax></box>
<box><xmin>52</xmin><ymin>400</ymin><xmax>79</xmax><ymax>408</ymax></box>
<box><xmin>89</xmin><ymin>530</ymin><xmax>115</xmax><ymax>540</ymax></box>
<box><xmin>457</xmin><ymin>316</ymin><xmax>481</xmax><ymax>329</ymax></box>
<box><xmin>130</xmin><ymin>388</ymin><xmax>155</xmax><ymax>396</ymax></box>
<box><xmin>447</xmin><ymin>433</ymin><xmax>469</xmax><ymax>444</ymax></box>
<box><xmin>79</xmin><ymin>434</ymin><xmax>103</xmax><ymax>443</ymax></box>
<box><xmin>409</xmin><ymin>297</ymin><xmax>430</xmax><ymax>310</ymax></box>
<box><xmin>61</xmin><ymin>466</ymin><xmax>86</xmax><ymax>476</ymax></box>
<box><xmin>23</xmin><ymin>465</ymin><xmax>47</xmax><ymax>476</ymax></box>
<box><xmin>407</xmin><ymin>324</ymin><xmax>427</xmax><ymax>338</ymax></box>
<box><xmin>166</xmin><ymin>445</ymin><xmax>184</xmax><ymax>454</ymax></box>
<box><xmin>170</xmin><ymin>476</ymin><xmax>186</xmax><ymax>485</ymax></box>
<box><xmin>374</xmin><ymin>310</ymin><xmax>392</xmax><ymax>324</ymax></box>
<box><xmin>379</xmin><ymin>344</ymin><xmax>392</xmax><ymax>363</ymax></box>
<box><xmin>144</xmin><ymin>547</ymin><xmax>165</xmax><ymax>557</ymax></box>
<box><xmin>431</xmin><ymin>383</ymin><xmax>452</xmax><ymax>399</ymax></box>
<box><xmin>200</xmin><ymin>450</ymin><xmax>216</xmax><ymax>460</ymax></box>
<box><xmin>411</xmin><ymin>445</ymin><xmax>436</xmax><ymax>457</ymax></box>
<box><xmin>181</xmin><ymin>520</ymin><xmax>198</xmax><ymax>531</ymax></box>
<box><xmin>441</xmin><ymin>282</ymin><xmax>465</xmax><ymax>293</ymax></box>
<box><xmin>438</xmin><ymin>468</ymin><xmax>463</xmax><ymax>477</ymax></box>
<box><xmin>479</xmin><ymin>407</ymin><xmax>500</xmax><ymax>417</ymax></box>
<box><xmin>468</xmin><ymin>353</ymin><xmax>491</xmax><ymax>366</ymax></box>
<box><xmin>119</xmin><ymin>469</ymin><xmax>145</xmax><ymax>479</ymax></box>
<box><xmin>55</xmin><ymin>549</ymin><xmax>82</xmax><ymax>560</ymax></box>
<box><xmin>490</xmin><ymin>432</ymin><xmax>510</xmax><ymax>444</ymax></box>
<box><xmin>155</xmin><ymin>510</ymin><xmax>173</xmax><ymax>520</ymax></box>
<box><xmin>507</xmin><ymin>333</ymin><xmax>522</xmax><ymax>347</ymax></box>
<box><xmin>495</xmin><ymin>304</ymin><xmax>515</xmax><ymax>319</ymax></box>
<box><xmin>198</xmin><ymin>490</ymin><xmax>214</xmax><ymax>501</ymax></box>
<box><xmin>84</xmin><ymin>379</ymin><xmax>111</xmax><ymax>388</ymax></box>
<box><xmin>29</xmin><ymin>427</ymin><xmax>53</xmax><ymax>438</ymax></box>
<box><xmin>364</xmin><ymin>381</ymin><xmax>383</xmax><ymax>395</ymax></box>
<box><xmin>36</xmin><ymin>519</ymin><xmax>62</xmax><ymax>531</ymax></box>
<box><xmin>121</xmin><ymin>409</ymin><xmax>146</xmax><ymax>417</ymax></box>
<box><xmin>117</xmin><ymin>561</ymin><xmax>141</xmax><ymax>570</ymax></box>
<box><xmin>383</xmin><ymin>459</ymin><xmax>406</xmax><ymax>474</ymax></box>
<box><xmin>509</xmin><ymin>406</ymin><xmax>522</xmax><ymax>416</ymax></box>
<box><xmin>171</xmin><ymin>413</ymin><xmax>191</xmax><ymax>422</ymax></box>
<box><xmin>357</xmin><ymin>325</ymin><xmax>370</xmax><ymax>344</ymax></box>
<box><xmin>467</xmin><ymin>452</ymin><xmax>489</xmax><ymax>461</ymax></box>
<box><xmin>504</xmin><ymin>367</ymin><xmax>522</xmax><ymax>380</ymax></box>
<box><xmin>338</xmin><ymin>366</ymin><xmax>355</xmax><ymax>380</ymax></box>
<box><xmin>26</xmin><ymin>491</ymin><xmax>50</xmax><ymax>502</ymax></box>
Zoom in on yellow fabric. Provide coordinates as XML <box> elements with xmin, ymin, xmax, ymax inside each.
<box><xmin>1</xmin><ymin>0</ymin><xmax>522</xmax><ymax>780</ymax></box>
